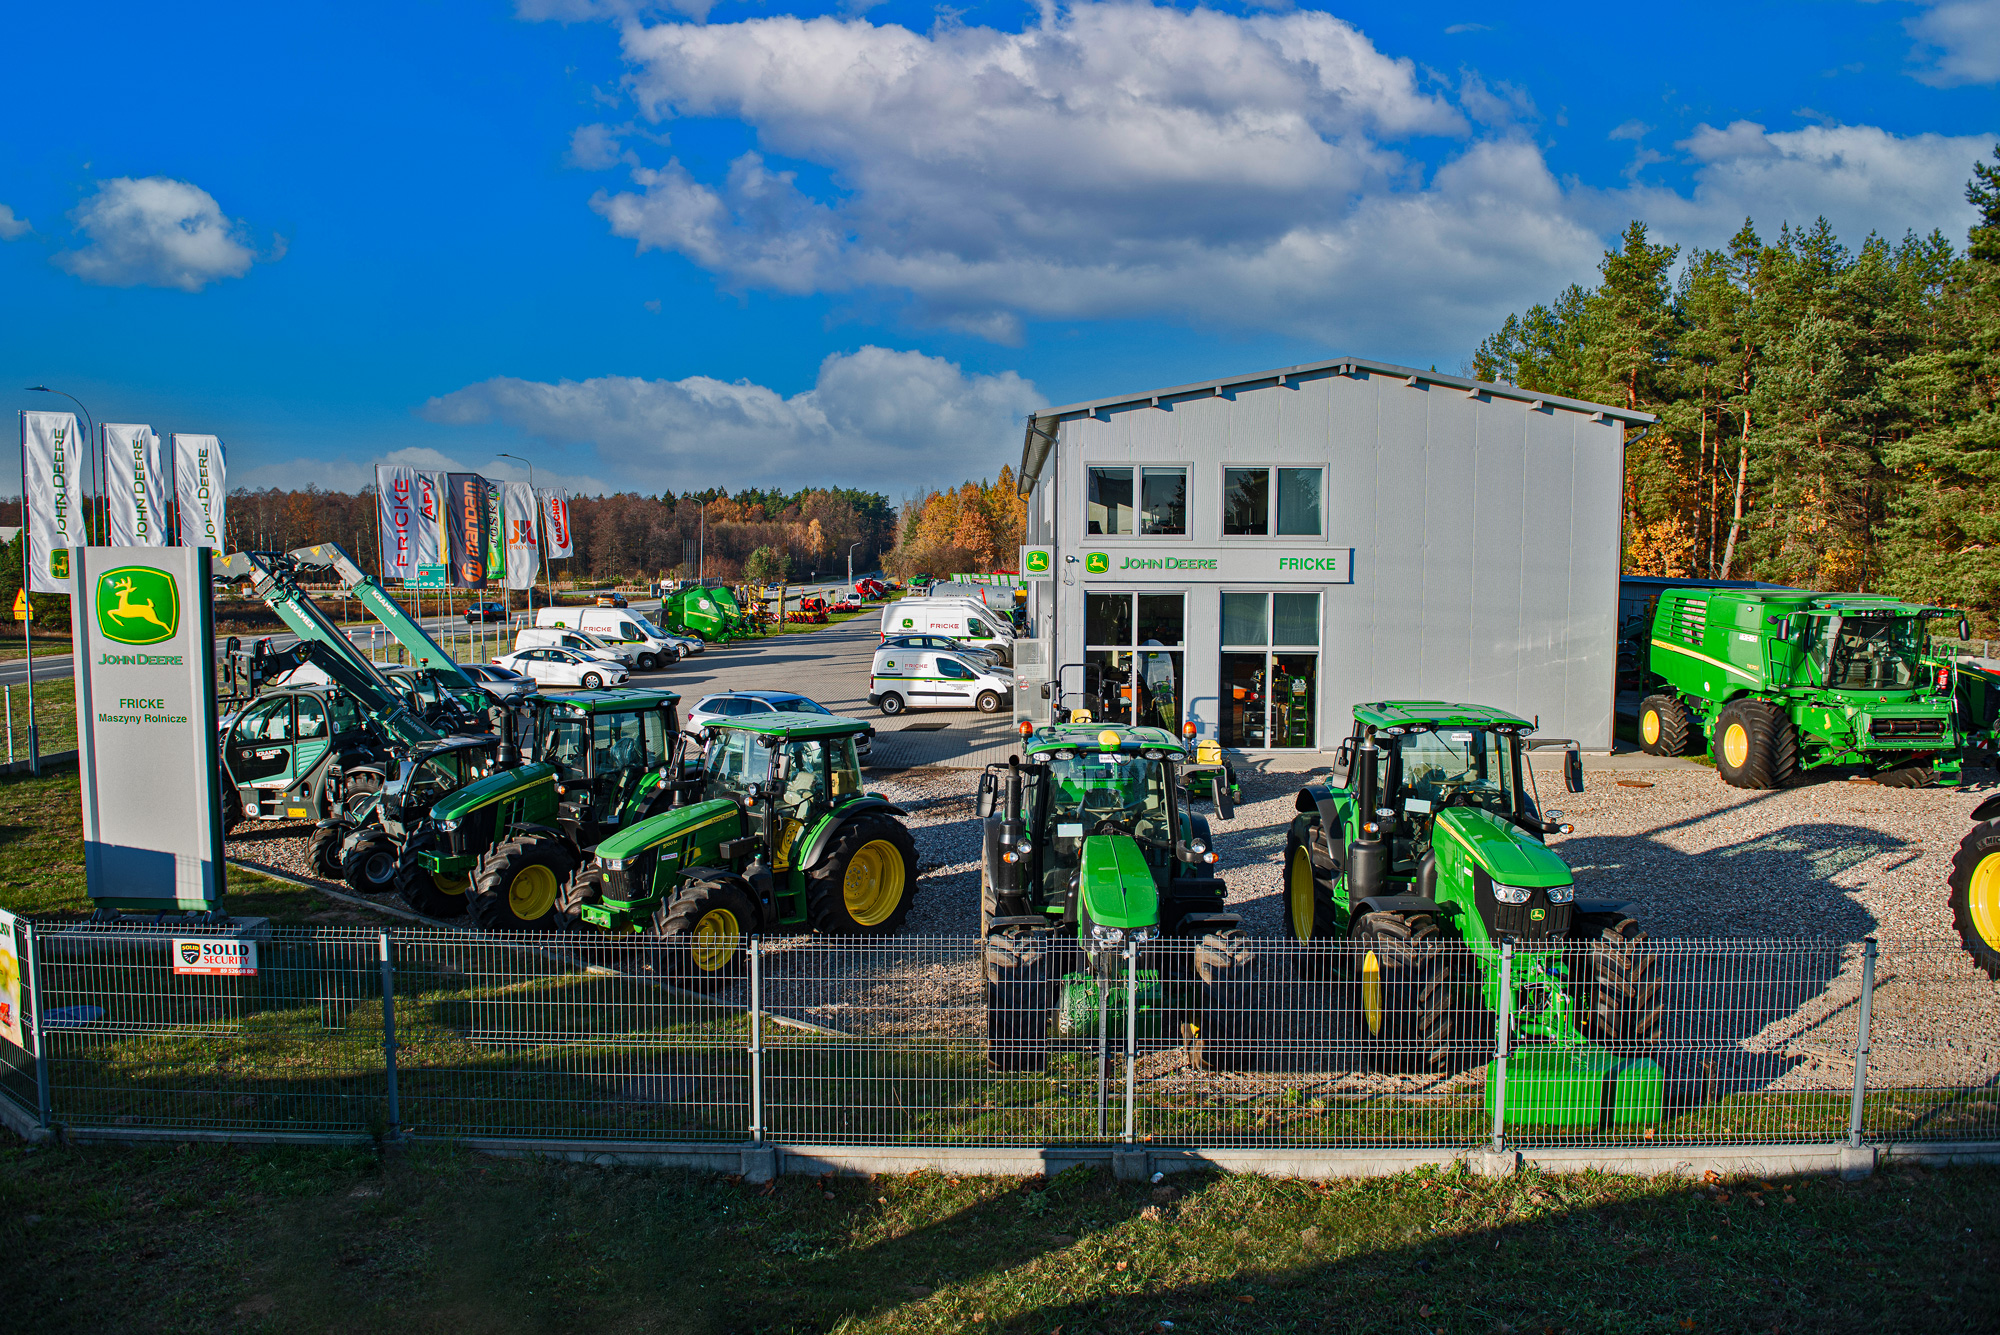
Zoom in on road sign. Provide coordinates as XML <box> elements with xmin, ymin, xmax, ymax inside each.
<box><xmin>11</xmin><ymin>590</ymin><xmax>27</xmax><ymax>622</ymax></box>
<box><xmin>413</xmin><ymin>564</ymin><xmax>447</xmax><ymax>589</ymax></box>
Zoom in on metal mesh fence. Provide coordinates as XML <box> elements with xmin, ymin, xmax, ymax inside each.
<box><xmin>1</xmin><ymin>926</ymin><xmax>1994</xmax><ymax>1153</ymax></box>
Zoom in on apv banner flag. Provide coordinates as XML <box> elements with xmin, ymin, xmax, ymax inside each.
<box><xmin>414</xmin><ymin>471</ymin><xmax>443</xmax><ymax>566</ymax></box>
<box><xmin>21</xmin><ymin>411</ymin><xmax>81</xmax><ymax>592</ymax></box>
<box><xmin>503</xmin><ymin>482</ymin><xmax>539</xmax><ymax>590</ymax></box>
<box><xmin>444</xmin><ymin>472</ymin><xmax>489</xmax><ymax>589</ymax></box>
<box><xmin>172</xmin><ymin>434</ymin><xmax>225</xmax><ymax>550</ymax></box>
<box><xmin>105</xmin><ymin>423</ymin><xmax>166</xmax><ymax>547</ymax></box>
<box><xmin>541</xmin><ymin>489</ymin><xmax>573</xmax><ymax>558</ymax></box>
<box><xmin>374</xmin><ymin>465</ymin><xmax>417</xmax><ymax>581</ymax></box>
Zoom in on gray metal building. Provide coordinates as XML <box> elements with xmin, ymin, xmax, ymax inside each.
<box><xmin>1013</xmin><ymin>355</ymin><xmax>1655</xmax><ymax>754</ymax></box>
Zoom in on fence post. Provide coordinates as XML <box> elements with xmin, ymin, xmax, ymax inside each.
<box><xmin>1489</xmin><ymin>940</ymin><xmax>1513</xmax><ymax>1155</ymax></box>
<box><xmin>21</xmin><ymin>922</ymin><xmax>51</xmax><ymax>1130</ymax></box>
<box><xmin>1847</xmin><ymin>938</ymin><xmax>1877</xmax><ymax>1150</ymax></box>
<box><xmin>748</xmin><ymin>937</ymin><xmax>765</xmax><ymax>1143</ymax></box>
<box><xmin>1122</xmin><ymin>939</ymin><xmax>1137</xmax><ymax>1144</ymax></box>
<box><xmin>378</xmin><ymin>931</ymin><xmax>400</xmax><ymax>1140</ymax></box>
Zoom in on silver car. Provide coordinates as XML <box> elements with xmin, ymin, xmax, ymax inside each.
<box><xmin>685</xmin><ymin>690</ymin><xmax>872</xmax><ymax>757</ymax></box>
<box><xmin>457</xmin><ymin>661</ymin><xmax>536</xmax><ymax>703</ymax></box>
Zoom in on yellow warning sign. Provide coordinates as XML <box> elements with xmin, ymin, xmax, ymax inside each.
<box><xmin>12</xmin><ymin>590</ymin><xmax>28</xmax><ymax>622</ymax></box>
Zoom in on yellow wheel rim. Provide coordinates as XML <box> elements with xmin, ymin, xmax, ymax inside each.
<box><xmin>432</xmin><ymin>872</ymin><xmax>469</xmax><ymax>898</ymax></box>
<box><xmin>1362</xmin><ymin>950</ymin><xmax>1384</xmax><ymax>1037</ymax></box>
<box><xmin>1971</xmin><ymin>855</ymin><xmax>2000</xmax><ymax>951</ymax></box>
<box><xmin>1641</xmin><ymin>709</ymin><xmax>1660</xmax><ymax>747</ymax></box>
<box><xmin>843</xmin><ymin>840</ymin><xmax>906</xmax><ymax>927</ymax></box>
<box><xmin>691</xmin><ymin>907</ymin><xmax>740</xmax><ymax>972</ymax></box>
<box><xmin>507</xmin><ymin>864</ymin><xmax>559</xmax><ymax>920</ymax></box>
<box><xmin>1289</xmin><ymin>847</ymin><xmax>1315</xmax><ymax>940</ymax></box>
<box><xmin>1722</xmin><ymin>722</ymin><xmax>1750</xmax><ymax>769</ymax></box>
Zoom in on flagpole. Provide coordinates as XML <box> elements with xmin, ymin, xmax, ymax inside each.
<box><xmin>18</xmin><ymin>415</ymin><xmax>39</xmax><ymax>776</ymax></box>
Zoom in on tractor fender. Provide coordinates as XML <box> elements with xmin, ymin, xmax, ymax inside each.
<box><xmin>794</xmin><ymin>796</ymin><xmax>907</xmax><ymax>871</ymax></box>
<box><xmin>1972</xmin><ymin>794</ymin><xmax>2000</xmax><ymax>823</ymax></box>
<box><xmin>1353</xmin><ymin>895</ymin><xmax>1446</xmax><ymax>917</ymax></box>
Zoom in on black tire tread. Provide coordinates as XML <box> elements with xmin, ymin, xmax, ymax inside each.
<box><xmin>650</xmin><ymin>875</ymin><xmax>757</xmax><ymax>985</ymax></box>
<box><xmin>1195</xmin><ymin>928</ymin><xmax>1261</xmax><ymax>1071</ymax></box>
<box><xmin>985</xmin><ymin>931</ymin><xmax>1048</xmax><ymax>1071</ymax></box>
<box><xmin>1567</xmin><ymin>912</ymin><xmax>1664</xmax><ymax>1054</ymax></box>
<box><xmin>1947</xmin><ymin>822</ymin><xmax>2000</xmax><ymax>980</ymax></box>
<box><xmin>1349</xmin><ymin>912</ymin><xmax>1457</xmax><ymax>1073</ymax></box>
<box><xmin>343</xmin><ymin>830</ymin><xmax>400</xmax><ymax>896</ymax></box>
<box><xmin>806</xmin><ymin>814</ymin><xmax>920</xmax><ymax>935</ymax></box>
<box><xmin>309</xmin><ymin>823</ymin><xmax>353</xmax><ymax>879</ymax></box>
<box><xmin>392</xmin><ymin>859</ymin><xmax>470</xmax><ymax>919</ymax></box>
<box><xmin>1715</xmin><ymin>699</ymin><xmax>1798</xmax><ymax>790</ymax></box>
<box><xmin>1638</xmin><ymin>693</ymin><xmax>1694</xmax><ymax>758</ymax></box>
<box><xmin>466</xmin><ymin>836</ymin><xmax>577</xmax><ymax>931</ymax></box>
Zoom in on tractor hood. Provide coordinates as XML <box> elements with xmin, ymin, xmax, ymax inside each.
<box><xmin>595</xmin><ymin>797</ymin><xmax>740</xmax><ymax>862</ymax></box>
<box><xmin>1078</xmin><ymin>834</ymin><xmax>1160</xmax><ymax>931</ymax></box>
<box><xmin>1434</xmin><ymin>806</ymin><xmax>1572</xmax><ymax>889</ymax></box>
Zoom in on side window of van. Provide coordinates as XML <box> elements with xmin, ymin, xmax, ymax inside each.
<box><xmin>938</xmin><ymin>658</ymin><xmax>974</xmax><ymax>680</ymax></box>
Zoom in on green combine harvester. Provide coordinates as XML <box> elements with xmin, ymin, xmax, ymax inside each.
<box><xmin>1283</xmin><ymin>702</ymin><xmax>1665</xmax><ymax>1129</ymax></box>
<box><xmin>1637</xmin><ymin>585</ymin><xmax>1997</xmax><ymax>788</ymax></box>
<box><xmin>566</xmin><ymin>711</ymin><xmax>917</xmax><ymax>981</ymax></box>
<box><xmin>979</xmin><ymin>680</ymin><xmax>1245</xmax><ymax>1075</ymax></box>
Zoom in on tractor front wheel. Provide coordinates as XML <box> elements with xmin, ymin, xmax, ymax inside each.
<box><xmin>1713</xmin><ymin>700</ymin><xmax>1798</xmax><ymax>790</ymax></box>
<box><xmin>393</xmin><ymin>860</ymin><xmax>470</xmax><ymax>919</ymax></box>
<box><xmin>1948</xmin><ymin>821</ymin><xmax>2000</xmax><ymax>979</ymax></box>
<box><xmin>985</xmin><ymin>931</ymin><xmax>1049</xmax><ymax>1071</ymax></box>
<box><xmin>807</xmin><ymin>815</ymin><xmax>919</xmax><ymax>934</ymax></box>
<box><xmin>1565</xmin><ymin>912</ymin><xmax>1664</xmax><ymax>1055</ymax></box>
<box><xmin>1195</xmin><ymin>929</ymin><xmax>1263</xmax><ymax>1071</ymax></box>
<box><xmin>554</xmin><ymin>866</ymin><xmax>607</xmax><ymax>931</ymax></box>
<box><xmin>1872</xmin><ymin>763</ymin><xmax>1937</xmax><ymax>788</ymax></box>
<box><xmin>342</xmin><ymin>830</ymin><xmax>401</xmax><ymax>896</ymax></box>
<box><xmin>1281</xmin><ymin>831</ymin><xmax>1339</xmax><ymax>980</ymax></box>
<box><xmin>651</xmin><ymin>875</ymin><xmax>756</xmax><ymax>985</ymax></box>
<box><xmin>1637</xmin><ymin>694</ymin><xmax>1693</xmax><ymax>757</ymax></box>
<box><xmin>1347</xmin><ymin>911</ymin><xmax>1450</xmax><ymax>1073</ymax></box>
<box><xmin>467</xmin><ymin>837</ymin><xmax>577</xmax><ymax>931</ymax></box>
<box><xmin>309</xmin><ymin>822</ymin><xmax>354</xmax><ymax>879</ymax></box>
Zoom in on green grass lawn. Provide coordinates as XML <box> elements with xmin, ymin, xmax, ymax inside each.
<box><xmin>0</xmin><ymin>1143</ymin><xmax>1991</xmax><ymax>1334</ymax></box>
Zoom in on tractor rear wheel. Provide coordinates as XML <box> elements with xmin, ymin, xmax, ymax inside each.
<box><xmin>1347</xmin><ymin>912</ymin><xmax>1449</xmax><ymax>1073</ymax></box>
<box><xmin>651</xmin><ymin>875</ymin><xmax>756</xmax><ymax>985</ymax></box>
<box><xmin>1565</xmin><ymin>912</ymin><xmax>1664</xmax><ymax>1055</ymax></box>
<box><xmin>1872</xmin><ymin>763</ymin><xmax>1937</xmax><ymax>788</ymax></box>
<box><xmin>342</xmin><ymin>830</ymin><xmax>401</xmax><ymax>897</ymax></box>
<box><xmin>1638</xmin><ymin>694</ymin><xmax>1693</xmax><ymax>757</ymax></box>
<box><xmin>1195</xmin><ymin>929</ymin><xmax>1263</xmax><ymax>1072</ymax></box>
<box><xmin>985</xmin><ymin>931</ymin><xmax>1049</xmax><ymax>1071</ymax></box>
<box><xmin>393</xmin><ymin>860</ymin><xmax>470</xmax><ymax>919</ymax></box>
<box><xmin>807</xmin><ymin>815</ymin><xmax>919</xmax><ymax>934</ymax></box>
<box><xmin>467</xmin><ymin>837</ymin><xmax>576</xmax><ymax>931</ymax></box>
<box><xmin>1713</xmin><ymin>700</ymin><xmax>1798</xmax><ymax>789</ymax></box>
<box><xmin>1948</xmin><ymin>821</ymin><xmax>2000</xmax><ymax>979</ymax></box>
<box><xmin>1281</xmin><ymin>831</ymin><xmax>1339</xmax><ymax>980</ymax></box>
<box><xmin>309</xmin><ymin>822</ymin><xmax>354</xmax><ymax>879</ymax></box>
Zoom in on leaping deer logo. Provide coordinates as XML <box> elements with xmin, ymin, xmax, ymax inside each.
<box><xmin>107</xmin><ymin>577</ymin><xmax>173</xmax><ymax>634</ymax></box>
<box><xmin>95</xmin><ymin>567</ymin><xmax>179</xmax><ymax>645</ymax></box>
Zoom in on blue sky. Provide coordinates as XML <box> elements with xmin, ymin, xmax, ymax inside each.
<box><xmin>2</xmin><ymin>1</ymin><xmax>1995</xmax><ymax>499</ymax></box>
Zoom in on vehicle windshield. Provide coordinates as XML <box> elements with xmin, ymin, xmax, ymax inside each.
<box><xmin>398</xmin><ymin>744</ymin><xmax>498</xmax><ymax>808</ymax></box>
<box><xmin>1807</xmin><ymin>615</ymin><xmax>1921</xmax><ymax>690</ymax></box>
<box><xmin>1035</xmin><ymin>751</ymin><xmax>1173</xmax><ymax>845</ymax></box>
<box><xmin>778</xmin><ymin>697</ymin><xmax>831</xmax><ymax>715</ymax></box>
<box><xmin>635</xmin><ymin>618</ymin><xmax>670</xmax><ymax>638</ymax></box>
<box><xmin>1393</xmin><ymin>728</ymin><xmax>1519</xmax><ymax>818</ymax></box>
<box><xmin>702</xmin><ymin>728</ymin><xmax>772</xmax><ymax>802</ymax></box>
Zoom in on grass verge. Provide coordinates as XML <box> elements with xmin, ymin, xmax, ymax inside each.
<box><xmin>0</xmin><ymin>1143</ymin><xmax>1992</xmax><ymax>1334</ymax></box>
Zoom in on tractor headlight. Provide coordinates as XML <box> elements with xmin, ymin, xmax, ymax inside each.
<box><xmin>1490</xmin><ymin>882</ymin><xmax>1532</xmax><ymax>905</ymax></box>
<box><xmin>1189</xmin><ymin>840</ymin><xmax>1207</xmax><ymax>855</ymax></box>
<box><xmin>1547</xmin><ymin>884</ymin><xmax>1575</xmax><ymax>904</ymax></box>
<box><xmin>435</xmin><ymin>818</ymin><xmax>458</xmax><ymax>833</ymax></box>
<box><xmin>602</xmin><ymin>858</ymin><xmax>624</xmax><ymax>872</ymax></box>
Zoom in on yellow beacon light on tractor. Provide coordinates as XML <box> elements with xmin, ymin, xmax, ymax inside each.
<box><xmin>1098</xmin><ymin>729</ymin><xmax>1121</xmax><ymax>749</ymax></box>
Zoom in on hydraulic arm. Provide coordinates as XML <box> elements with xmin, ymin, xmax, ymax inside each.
<box><xmin>284</xmin><ymin>542</ymin><xmax>477</xmax><ymax>691</ymax></box>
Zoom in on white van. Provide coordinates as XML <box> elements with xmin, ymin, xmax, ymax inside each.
<box><xmin>535</xmin><ymin>607</ymin><xmax>694</xmax><ymax>671</ymax></box>
<box><xmin>870</xmin><ymin>643</ymin><xmax>1013</xmax><ymax>716</ymax></box>
<box><xmin>880</xmin><ymin>600</ymin><xmax>1015</xmax><ymax>664</ymax></box>
<box><xmin>512</xmin><ymin>626</ymin><xmax>636</xmax><ymax>665</ymax></box>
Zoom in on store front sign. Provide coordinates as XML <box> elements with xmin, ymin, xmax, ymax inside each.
<box><xmin>1078</xmin><ymin>549</ymin><xmax>1353</xmax><ymax>583</ymax></box>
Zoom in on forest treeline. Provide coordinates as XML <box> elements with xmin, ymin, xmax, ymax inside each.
<box><xmin>1473</xmin><ymin>147</ymin><xmax>2000</xmax><ymax>617</ymax></box>
<box><xmin>884</xmin><ymin>468</ymin><xmax>1027</xmax><ymax>579</ymax></box>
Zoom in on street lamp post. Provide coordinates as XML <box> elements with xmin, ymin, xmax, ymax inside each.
<box><xmin>495</xmin><ymin>453</ymin><xmax>551</xmax><ymax>628</ymax></box>
<box><xmin>846</xmin><ymin>541</ymin><xmax>863</xmax><ymax>591</ymax></box>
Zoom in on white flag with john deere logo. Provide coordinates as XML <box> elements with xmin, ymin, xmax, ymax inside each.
<box><xmin>21</xmin><ymin>411</ymin><xmax>81</xmax><ymax>592</ymax></box>
<box><xmin>171</xmin><ymin>434</ymin><xmax>226</xmax><ymax>549</ymax></box>
<box><xmin>541</xmin><ymin>488</ymin><xmax>573</xmax><ymax>558</ymax></box>
<box><xmin>105</xmin><ymin>424</ymin><xmax>166</xmax><ymax>547</ymax></box>
<box><xmin>503</xmin><ymin>482</ymin><xmax>539</xmax><ymax>590</ymax></box>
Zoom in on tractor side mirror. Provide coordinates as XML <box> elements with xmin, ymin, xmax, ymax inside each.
<box><xmin>1334</xmin><ymin>739</ymin><xmax>1354</xmax><ymax>777</ymax></box>
<box><xmin>975</xmin><ymin>771</ymin><xmax>999</xmax><ymax>819</ymax></box>
<box><xmin>1961</xmin><ymin>616</ymin><xmax>1973</xmax><ymax>643</ymax></box>
<box><xmin>1565</xmin><ymin>746</ymin><xmax>1584</xmax><ymax>794</ymax></box>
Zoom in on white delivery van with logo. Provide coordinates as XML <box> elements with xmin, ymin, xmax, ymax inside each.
<box><xmin>869</xmin><ymin>644</ymin><xmax>1014</xmax><ymax>716</ymax></box>
<box><xmin>534</xmin><ymin>606</ymin><xmax>695</xmax><ymax>670</ymax></box>
<box><xmin>512</xmin><ymin>626</ymin><xmax>636</xmax><ymax>665</ymax></box>
<box><xmin>880</xmin><ymin>600</ymin><xmax>1016</xmax><ymax>664</ymax></box>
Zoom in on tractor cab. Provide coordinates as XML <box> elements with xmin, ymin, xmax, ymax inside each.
<box><xmin>696</xmin><ymin>714</ymin><xmax>872</xmax><ymax>873</ymax></box>
<box><xmin>535</xmin><ymin>690</ymin><xmax>685</xmax><ymax>845</ymax></box>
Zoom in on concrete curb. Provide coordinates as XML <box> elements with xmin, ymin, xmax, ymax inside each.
<box><xmin>0</xmin><ymin>1091</ymin><xmax>48</xmax><ymax>1143</ymax></box>
<box><xmin>0</xmin><ymin>749</ymin><xmax>78</xmax><ymax>778</ymax></box>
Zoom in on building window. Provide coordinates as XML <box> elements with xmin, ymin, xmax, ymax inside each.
<box><xmin>1219</xmin><ymin>591</ymin><xmax>1319</xmax><ymax>749</ymax></box>
<box><xmin>1222</xmin><ymin>466</ymin><xmax>1323</xmax><ymax>537</ymax></box>
<box><xmin>1089</xmin><ymin>466</ymin><xmax>1187</xmax><ymax>536</ymax></box>
<box><xmin>1082</xmin><ymin>591</ymin><xmax>1184</xmax><ymax>730</ymax></box>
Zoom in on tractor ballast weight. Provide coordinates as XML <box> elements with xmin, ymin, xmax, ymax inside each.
<box><xmin>1285</xmin><ymin>701</ymin><xmax>1665</xmax><ymax>1128</ymax></box>
<box><xmin>1637</xmin><ymin>586</ymin><xmax>1991</xmax><ymax>788</ymax></box>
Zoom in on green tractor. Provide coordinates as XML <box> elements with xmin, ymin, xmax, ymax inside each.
<box><xmin>1282</xmin><ymin>702</ymin><xmax>1666</xmax><ymax>1129</ymax></box>
<box><xmin>371</xmin><ymin>688</ymin><xmax>692</xmax><ymax>928</ymax></box>
<box><xmin>978</xmin><ymin>710</ymin><xmax>1246</xmax><ymax>1074</ymax></box>
<box><xmin>1637</xmin><ymin>586</ymin><xmax>1996</xmax><ymax>788</ymax></box>
<box><xmin>565</xmin><ymin>712</ymin><xmax>918</xmax><ymax>982</ymax></box>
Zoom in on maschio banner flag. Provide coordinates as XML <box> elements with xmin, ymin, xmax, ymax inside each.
<box><xmin>21</xmin><ymin>411</ymin><xmax>81</xmax><ymax>592</ymax></box>
<box><xmin>503</xmin><ymin>482</ymin><xmax>539</xmax><ymax>590</ymax></box>
<box><xmin>542</xmin><ymin>489</ymin><xmax>573</xmax><ymax>558</ymax></box>
<box><xmin>483</xmin><ymin>480</ymin><xmax>505</xmax><ymax>585</ymax></box>
<box><xmin>374</xmin><ymin>465</ymin><xmax>416</xmax><ymax>581</ymax></box>
<box><xmin>171</xmin><ymin>434</ymin><xmax>225</xmax><ymax>549</ymax></box>
<box><xmin>445</xmin><ymin>472</ymin><xmax>489</xmax><ymax>589</ymax></box>
<box><xmin>105</xmin><ymin>423</ymin><xmax>166</xmax><ymax>547</ymax></box>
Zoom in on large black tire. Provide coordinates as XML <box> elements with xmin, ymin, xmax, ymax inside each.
<box><xmin>1195</xmin><ymin>929</ymin><xmax>1262</xmax><ymax>1072</ymax></box>
<box><xmin>309</xmin><ymin>822</ymin><xmax>354</xmax><ymax>879</ymax></box>
<box><xmin>1347</xmin><ymin>912</ymin><xmax>1450</xmax><ymax>1073</ymax></box>
<box><xmin>1948</xmin><ymin>821</ymin><xmax>2000</xmax><ymax>980</ymax></box>
<box><xmin>221</xmin><ymin>784</ymin><xmax>243</xmax><ymax>834</ymax></box>
<box><xmin>1566</xmin><ymin>912</ymin><xmax>1664</xmax><ymax>1055</ymax></box>
<box><xmin>1872</xmin><ymin>763</ymin><xmax>1937</xmax><ymax>788</ymax></box>
<box><xmin>985</xmin><ymin>932</ymin><xmax>1049</xmax><ymax>1071</ymax></box>
<box><xmin>651</xmin><ymin>875</ymin><xmax>757</xmax><ymax>986</ymax></box>
<box><xmin>1713</xmin><ymin>699</ymin><xmax>1798</xmax><ymax>790</ymax></box>
<box><xmin>342</xmin><ymin>830</ymin><xmax>401</xmax><ymax>896</ymax></box>
<box><xmin>393</xmin><ymin>858</ymin><xmax>471</xmax><ymax>919</ymax></box>
<box><xmin>1281</xmin><ymin>830</ymin><xmax>1340</xmax><ymax>980</ymax></box>
<box><xmin>806</xmin><ymin>814</ymin><xmax>919</xmax><ymax>934</ymax></box>
<box><xmin>1637</xmin><ymin>694</ymin><xmax>1694</xmax><ymax>757</ymax></box>
<box><xmin>467</xmin><ymin>836</ymin><xmax>577</xmax><ymax>931</ymax></box>
<box><xmin>553</xmin><ymin>865</ymin><xmax>607</xmax><ymax>931</ymax></box>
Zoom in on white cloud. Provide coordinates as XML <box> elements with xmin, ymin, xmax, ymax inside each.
<box><xmin>557</xmin><ymin>3</ymin><xmax>1994</xmax><ymax>354</ymax></box>
<box><xmin>0</xmin><ymin>205</ymin><xmax>28</xmax><ymax>240</ymax></box>
<box><xmin>53</xmin><ymin>177</ymin><xmax>261</xmax><ymax>292</ymax></box>
<box><xmin>567</xmin><ymin>122</ymin><xmax>635</xmax><ymax>170</ymax></box>
<box><xmin>231</xmin><ymin>445</ymin><xmax>609</xmax><ymax>497</ymax></box>
<box><xmin>422</xmin><ymin>346</ymin><xmax>1039</xmax><ymax>492</ymax></box>
<box><xmin>1907</xmin><ymin>1</ymin><xmax>2000</xmax><ymax>87</ymax></box>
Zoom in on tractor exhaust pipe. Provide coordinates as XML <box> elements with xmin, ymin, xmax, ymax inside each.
<box><xmin>1348</xmin><ymin>727</ymin><xmax>1387</xmax><ymax>899</ymax></box>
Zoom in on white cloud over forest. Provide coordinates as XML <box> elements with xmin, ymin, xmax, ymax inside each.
<box><xmin>53</xmin><ymin>177</ymin><xmax>264</xmax><ymax>292</ymax></box>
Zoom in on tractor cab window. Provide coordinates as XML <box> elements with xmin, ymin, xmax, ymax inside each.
<box><xmin>403</xmin><ymin>751</ymin><xmax>470</xmax><ymax>806</ymax></box>
<box><xmin>593</xmin><ymin>710</ymin><xmax>665</xmax><ymax>775</ymax></box>
<box><xmin>703</xmin><ymin>729</ymin><xmax>772</xmax><ymax>802</ymax></box>
<box><xmin>1812</xmin><ymin>617</ymin><xmax>1918</xmax><ymax>690</ymax></box>
<box><xmin>326</xmin><ymin>694</ymin><xmax>367</xmax><ymax>734</ymax></box>
<box><xmin>1030</xmin><ymin>752</ymin><xmax>1175</xmax><ymax>899</ymax></box>
<box><xmin>541</xmin><ymin>715</ymin><xmax>589</xmax><ymax>779</ymax></box>
<box><xmin>776</xmin><ymin>739</ymin><xmax>831</xmax><ymax>816</ymax></box>
<box><xmin>1387</xmin><ymin>729</ymin><xmax>1520</xmax><ymax>863</ymax></box>
<box><xmin>829</xmin><ymin>735</ymin><xmax>864</xmax><ymax>800</ymax></box>
<box><xmin>236</xmin><ymin>697</ymin><xmax>292</xmax><ymax>743</ymax></box>
<box><xmin>295</xmin><ymin>696</ymin><xmax>328</xmax><ymax>740</ymax></box>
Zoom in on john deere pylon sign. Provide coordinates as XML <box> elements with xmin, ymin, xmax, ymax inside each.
<box><xmin>71</xmin><ymin>548</ymin><xmax>223</xmax><ymax>910</ymax></box>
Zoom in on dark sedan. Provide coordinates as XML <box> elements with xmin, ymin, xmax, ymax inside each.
<box><xmin>464</xmin><ymin>601</ymin><xmax>509</xmax><ymax>624</ymax></box>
